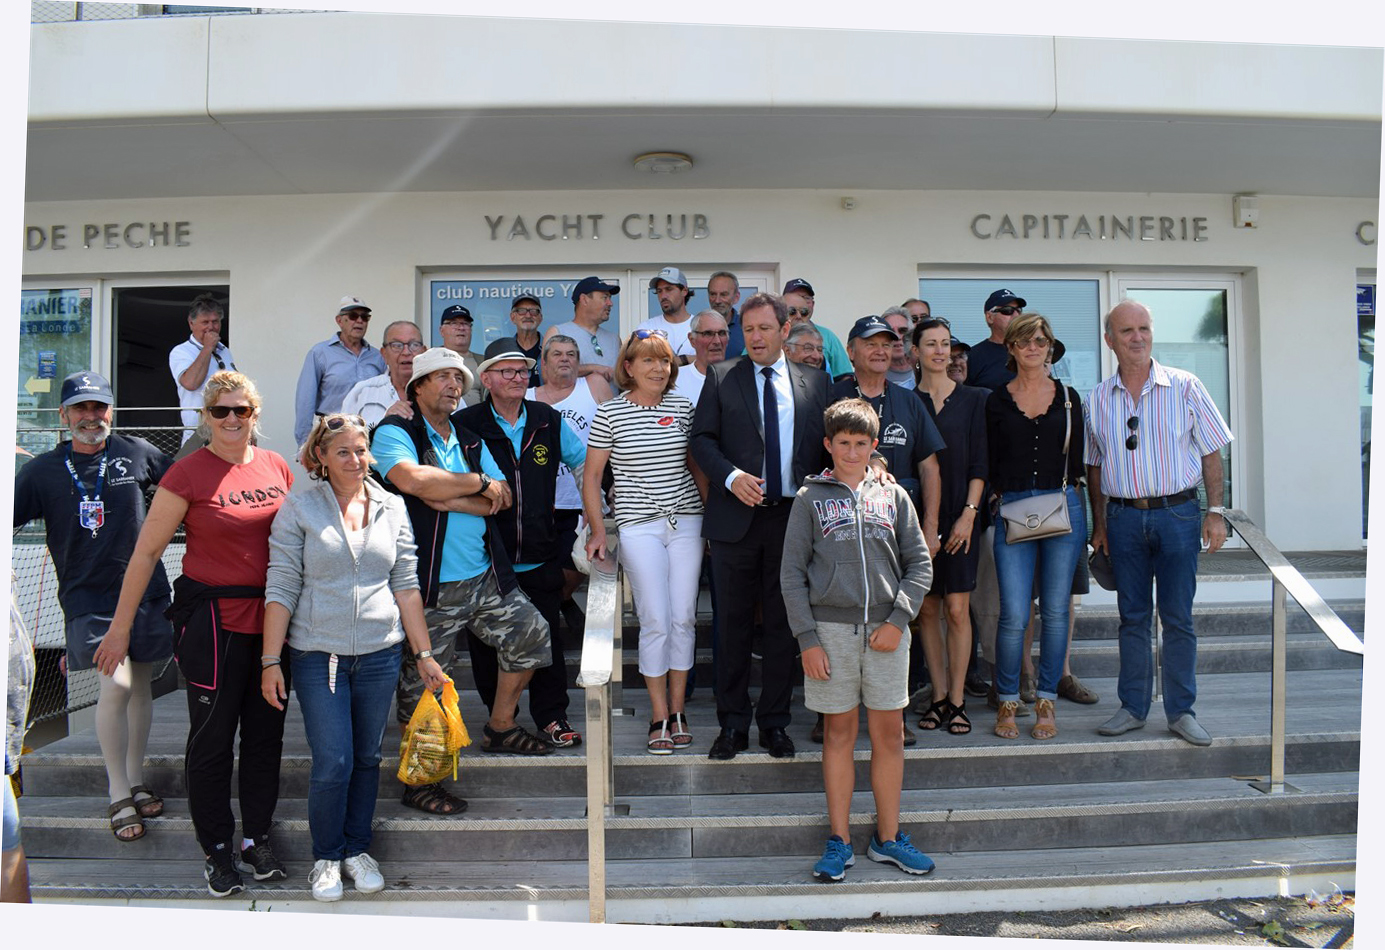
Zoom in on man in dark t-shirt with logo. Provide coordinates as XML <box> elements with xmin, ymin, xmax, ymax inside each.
<box><xmin>965</xmin><ymin>288</ymin><xmax>1027</xmax><ymax>391</ymax></box>
<box><xmin>13</xmin><ymin>371</ymin><xmax>175</xmax><ymax>843</ymax></box>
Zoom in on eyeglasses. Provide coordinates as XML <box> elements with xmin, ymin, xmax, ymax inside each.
<box><xmin>325</xmin><ymin>414</ymin><xmax>367</xmax><ymax>431</ymax></box>
<box><xmin>692</xmin><ymin>329</ymin><xmax>729</xmax><ymax>338</ymax></box>
<box><xmin>383</xmin><ymin>340</ymin><xmax>427</xmax><ymax>353</ymax></box>
<box><xmin>206</xmin><ymin>405</ymin><xmax>254</xmax><ymax>420</ymax></box>
<box><xmin>487</xmin><ymin>367</ymin><xmax>528</xmax><ymax>381</ymax></box>
<box><xmin>1125</xmin><ymin>416</ymin><xmax>1139</xmax><ymax>450</ymax></box>
<box><xmin>632</xmin><ymin>328</ymin><xmax>669</xmax><ymax>340</ymax></box>
<box><xmin>787</xmin><ymin>307</ymin><xmax>812</xmax><ymax>317</ymax></box>
<box><xmin>990</xmin><ymin>306</ymin><xmax>1022</xmax><ymax>316</ymax></box>
<box><xmin>787</xmin><ymin>342</ymin><xmax>824</xmax><ymax>354</ymax></box>
<box><xmin>511</xmin><ymin>307</ymin><xmax>542</xmax><ymax>317</ymax></box>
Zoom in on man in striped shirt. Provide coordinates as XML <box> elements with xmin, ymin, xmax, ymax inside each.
<box><xmin>1085</xmin><ymin>300</ymin><xmax>1233</xmax><ymax>747</ymax></box>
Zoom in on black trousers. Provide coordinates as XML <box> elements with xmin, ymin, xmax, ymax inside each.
<box><xmin>184</xmin><ymin>630</ymin><xmax>288</xmax><ymax>854</ymax></box>
<box><xmin>709</xmin><ymin>503</ymin><xmax>797</xmax><ymax>733</ymax></box>
<box><xmin>466</xmin><ymin>559</ymin><xmax>569</xmax><ymax>727</ymax></box>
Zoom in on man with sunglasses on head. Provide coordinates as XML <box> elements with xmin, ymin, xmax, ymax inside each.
<box><xmin>169</xmin><ymin>294</ymin><xmax>237</xmax><ymax>444</ymax></box>
<box><xmin>966</xmin><ymin>289</ymin><xmax>1027</xmax><ymax>392</ymax></box>
<box><xmin>294</xmin><ymin>295</ymin><xmax>388</xmax><ymax>445</ymax></box>
<box><xmin>341</xmin><ymin>321</ymin><xmax>429</xmax><ymax>425</ymax></box>
<box><xmin>1085</xmin><ymin>300</ymin><xmax>1233</xmax><ymax>747</ymax></box>
<box><xmin>437</xmin><ymin>304</ymin><xmax>484</xmax><ymax>406</ymax></box>
<box><xmin>484</xmin><ymin>295</ymin><xmax>546</xmax><ymax>388</ymax></box>
<box><xmin>782</xmin><ymin>279</ymin><xmax>851</xmax><ymax>380</ymax></box>
<box><xmin>639</xmin><ymin>266</ymin><xmax>698</xmax><ymax>365</ymax></box>
<box><xmin>545</xmin><ymin>277</ymin><xmax>623</xmax><ymax>385</ymax></box>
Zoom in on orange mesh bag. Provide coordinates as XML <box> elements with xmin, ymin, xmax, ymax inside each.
<box><xmin>397</xmin><ymin>678</ymin><xmax>470</xmax><ymax>785</ymax></box>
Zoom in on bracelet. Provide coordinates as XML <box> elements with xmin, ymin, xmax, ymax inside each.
<box><xmin>415</xmin><ymin>649</ymin><xmax>434</xmax><ymax>661</ymax></box>
<box><xmin>963</xmin><ymin>503</ymin><xmax>980</xmax><ymax>512</ymax></box>
<box><xmin>261</xmin><ymin>658</ymin><xmax>281</xmax><ymax>669</ymax></box>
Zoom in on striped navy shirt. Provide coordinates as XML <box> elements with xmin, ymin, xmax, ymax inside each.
<box><xmin>588</xmin><ymin>392</ymin><xmax>703</xmax><ymax>528</ymax></box>
<box><xmin>1083</xmin><ymin>358</ymin><xmax>1233</xmax><ymax>499</ymax></box>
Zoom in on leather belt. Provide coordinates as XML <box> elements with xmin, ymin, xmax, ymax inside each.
<box><xmin>757</xmin><ymin>496</ymin><xmax>793</xmax><ymax>507</ymax></box>
<box><xmin>1109</xmin><ymin>488</ymin><xmax>1198</xmax><ymax>510</ymax></box>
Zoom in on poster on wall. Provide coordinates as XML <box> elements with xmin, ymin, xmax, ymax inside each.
<box><xmin>18</xmin><ymin>288</ymin><xmax>92</xmax><ymax>437</ymax></box>
<box><xmin>429</xmin><ymin>278</ymin><xmax>623</xmax><ymax>355</ymax></box>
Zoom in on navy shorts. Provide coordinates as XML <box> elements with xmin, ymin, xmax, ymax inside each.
<box><xmin>64</xmin><ymin>596</ymin><xmax>174</xmax><ymax>671</ymax></box>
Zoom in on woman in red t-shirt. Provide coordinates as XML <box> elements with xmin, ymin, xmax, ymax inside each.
<box><xmin>99</xmin><ymin>371</ymin><xmax>294</xmax><ymax>898</ymax></box>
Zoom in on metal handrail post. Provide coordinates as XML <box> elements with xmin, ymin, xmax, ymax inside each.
<box><xmin>584</xmin><ymin>683</ymin><xmax>609</xmax><ymax>923</ymax></box>
<box><xmin>609</xmin><ymin>571</ymin><xmax>634</xmax><ymax>716</ymax></box>
<box><xmin>1251</xmin><ymin>578</ymin><xmax>1293</xmax><ymax>794</ymax></box>
<box><xmin>1152</xmin><ymin>579</ymin><xmax>1162</xmax><ymax>703</ymax></box>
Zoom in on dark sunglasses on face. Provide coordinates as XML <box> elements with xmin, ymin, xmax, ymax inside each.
<box><xmin>343</xmin><ymin>311</ymin><xmax>371</xmax><ymax>322</ymax></box>
<box><xmin>990</xmin><ymin>305</ymin><xmax>1022</xmax><ymax>316</ymax></box>
<box><xmin>787</xmin><ymin>307</ymin><xmax>811</xmax><ymax>317</ymax></box>
<box><xmin>206</xmin><ymin>405</ymin><xmax>254</xmax><ymax>420</ymax></box>
<box><xmin>1125</xmin><ymin>415</ymin><xmax>1140</xmax><ymax>450</ymax></box>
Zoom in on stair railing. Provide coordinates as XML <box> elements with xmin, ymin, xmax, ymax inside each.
<box><xmin>1220</xmin><ymin>510</ymin><xmax>1364</xmax><ymax>795</ymax></box>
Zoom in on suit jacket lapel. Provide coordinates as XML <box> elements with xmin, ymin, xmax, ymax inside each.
<box><xmin>788</xmin><ymin>360</ymin><xmax>809</xmax><ymax>460</ymax></box>
<box><xmin>736</xmin><ymin>359</ymin><xmax>765</xmax><ymax>442</ymax></box>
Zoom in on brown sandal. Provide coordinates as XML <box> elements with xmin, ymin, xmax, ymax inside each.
<box><xmin>482</xmin><ymin>723</ymin><xmax>554</xmax><ymax>755</ymax></box>
<box><xmin>1031</xmin><ymin>698</ymin><xmax>1058</xmax><ymax>740</ymax></box>
<box><xmin>401</xmin><ymin>782</ymin><xmax>468</xmax><ymax>815</ymax></box>
<box><xmin>108</xmin><ymin>798</ymin><xmax>145</xmax><ymax>841</ymax></box>
<box><xmin>994</xmin><ymin>701</ymin><xmax>1020</xmax><ymax>740</ymax></box>
<box><xmin>130</xmin><ymin>784</ymin><xmax>164</xmax><ymax>818</ymax></box>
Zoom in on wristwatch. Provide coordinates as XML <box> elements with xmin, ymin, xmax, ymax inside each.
<box><xmin>473</xmin><ymin>473</ymin><xmax>492</xmax><ymax>496</ymax></box>
<box><xmin>414</xmin><ymin>649</ymin><xmax>434</xmax><ymax>661</ymax></box>
<box><xmin>1206</xmin><ymin>506</ymin><xmax>1227</xmax><ymax>517</ymax></box>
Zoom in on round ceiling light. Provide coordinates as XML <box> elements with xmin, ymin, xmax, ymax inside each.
<box><xmin>633</xmin><ymin>151</ymin><xmax>694</xmax><ymax>174</ymax></box>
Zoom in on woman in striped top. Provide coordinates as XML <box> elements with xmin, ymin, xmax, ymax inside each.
<box><xmin>583</xmin><ymin>330</ymin><xmax>707</xmax><ymax>754</ymax></box>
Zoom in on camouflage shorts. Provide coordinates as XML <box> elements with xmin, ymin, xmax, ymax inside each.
<box><xmin>395</xmin><ymin>571</ymin><xmax>552</xmax><ymax>722</ymax></box>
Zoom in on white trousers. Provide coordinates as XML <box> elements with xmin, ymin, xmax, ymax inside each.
<box><xmin>618</xmin><ymin>515</ymin><xmax>704</xmax><ymax>678</ymax></box>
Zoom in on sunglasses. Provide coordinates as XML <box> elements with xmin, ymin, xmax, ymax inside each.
<box><xmin>632</xmin><ymin>328</ymin><xmax>669</xmax><ymax>340</ymax></box>
<box><xmin>206</xmin><ymin>405</ymin><xmax>254</xmax><ymax>420</ymax></box>
<box><xmin>1125</xmin><ymin>415</ymin><xmax>1139</xmax><ymax>450</ymax></box>
<box><xmin>589</xmin><ymin>334</ymin><xmax>604</xmax><ymax>357</ymax></box>
<box><xmin>325</xmin><ymin>414</ymin><xmax>367</xmax><ymax>431</ymax></box>
<box><xmin>990</xmin><ymin>305</ymin><xmax>1022</xmax><ymax>316</ymax></box>
<box><xmin>342</xmin><ymin>311</ymin><xmax>371</xmax><ymax>322</ymax></box>
<box><xmin>787</xmin><ymin>307</ymin><xmax>812</xmax><ymax>317</ymax></box>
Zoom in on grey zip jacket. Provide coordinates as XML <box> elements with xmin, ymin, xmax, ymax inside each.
<box><xmin>780</xmin><ymin>468</ymin><xmax>932</xmax><ymax>651</ymax></box>
<box><xmin>265</xmin><ymin>477</ymin><xmax>420</xmax><ymax>656</ymax></box>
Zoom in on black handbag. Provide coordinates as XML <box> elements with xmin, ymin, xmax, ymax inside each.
<box><xmin>999</xmin><ymin>387</ymin><xmax>1073</xmax><ymax>544</ymax></box>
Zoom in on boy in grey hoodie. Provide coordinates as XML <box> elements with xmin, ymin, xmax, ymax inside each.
<box><xmin>781</xmin><ymin>398</ymin><xmax>934</xmax><ymax>882</ymax></box>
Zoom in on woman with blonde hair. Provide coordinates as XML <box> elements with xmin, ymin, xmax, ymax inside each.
<box><xmin>99</xmin><ymin>371</ymin><xmax>294</xmax><ymax>897</ymax></box>
<box><xmin>583</xmin><ymin>330</ymin><xmax>706</xmax><ymax>753</ymax></box>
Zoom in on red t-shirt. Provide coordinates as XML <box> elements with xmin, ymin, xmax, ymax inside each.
<box><xmin>160</xmin><ymin>447</ymin><xmax>294</xmax><ymax>633</ymax></box>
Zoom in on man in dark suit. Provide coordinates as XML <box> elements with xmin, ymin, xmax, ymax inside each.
<box><xmin>690</xmin><ymin>292</ymin><xmax>829</xmax><ymax>760</ymax></box>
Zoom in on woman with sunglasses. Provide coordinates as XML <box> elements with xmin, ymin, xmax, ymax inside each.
<box><xmin>583</xmin><ymin>329</ymin><xmax>707</xmax><ymax>754</ymax></box>
<box><xmin>101</xmin><ymin>371</ymin><xmax>294</xmax><ymax>897</ymax></box>
<box><xmin>985</xmin><ymin>314</ymin><xmax>1086</xmax><ymax>741</ymax></box>
<box><xmin>910</xmin><ymin>317</ymin><xmax>989</xmax><ymax>736</ymax></box>
<box><xmin>259</xmin><ymin>414</ymin><xmax>446</xmax><ymax>901</ymax></box>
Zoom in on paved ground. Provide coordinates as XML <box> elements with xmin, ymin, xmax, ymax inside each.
<box><xmin>683</xmin><ymin>892</ymin><xmax>1355</xmax><ymax>946</ymax></box>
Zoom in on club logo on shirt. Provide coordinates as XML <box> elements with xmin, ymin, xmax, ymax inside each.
<box><xmin>880</xmin><ymin>423</ymin><xmax>908</xmax><ymax>447</ymax></box>
<box><xmin>532</xmin><ymin>444</ymin><xmax>550</xmax><ymax>466</ymax></box>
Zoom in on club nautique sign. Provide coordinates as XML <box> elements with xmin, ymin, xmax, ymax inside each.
<box><xmin>970</xmin><ymin>212</ymin><xmax>1210</xmax><ymax>242</ymax></box>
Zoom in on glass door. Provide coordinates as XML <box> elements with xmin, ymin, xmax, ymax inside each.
<box><xmin>1359</xmin><ymin>280</ymin><xmax>1375</xmax><ymax>540</ymax></box>
<box><xmin>17</xmin><ymin>283</ymin><xmax>98</xmax><ymax>458</ymax></box>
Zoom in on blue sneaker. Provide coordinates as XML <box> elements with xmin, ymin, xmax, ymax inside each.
<box><xmin>813</xmin><ymin>835</ymin><xmax>855</xmax><ymax>882</ymax></box>
<box><xmin>867</xmin><ymin>831</ymin><xmax>935</xmax><ymax>875</ymax></box>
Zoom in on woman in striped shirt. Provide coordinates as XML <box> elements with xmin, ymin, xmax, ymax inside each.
<box><xmin>582</xmin><ymin>330</ymin><xmax>707</xmax><ymax>754</ymax></box>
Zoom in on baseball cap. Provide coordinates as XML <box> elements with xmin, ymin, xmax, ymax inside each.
<box><xmin>477</xmin><ymin>351</ymin><xmax>538</xmax><ymax>375</ymax></box>
<box><xmin>949</xmin><ymin>337</ymin><xmax>971</xmax><ymax>353</ymax></box>
<box><xmin>60</xmin><ymin>371</ymin><xmax>113</xmax><ymax>407</ymax></box>
<box><xmin>848</xmin><ymin>315</ymin><xmax>899</xmax><ymax>342</ymax></box>
<box><xmin>983</xmin><ymin>289</ymin><xmax>1026</xmax><ymax>312</ymax></box>
<box><xmin>440</xmin><ymin>305</ymin><xmax>472</xmax><ymax>324</ymax></box>
<box><xmin>649</xmin><ymin>267</ymin><xmax>689</xmax><ymax>290</ymax></box>
<box><xmin>407</xmin><ymin>347</ymin><xmax>474</xmax><ymax>395</ymax></box>
<box><xmin>1089</xmin><ymin>547</ymin><xmax>1117</xmax><ymax>591</ymax></box>
<box><xmin>511</xmin><ymin>294</ymin><xmax>542</xmax><ymax>310</ymax></box>
<box><xmin>337</xmin><ymin>295</ymin><xmax>372</xmax><ymax>314</ymax></box>
<box><xmin>572</xmin><ymin>276</ymin><xmax>621</xmax><ymax>303</ymax></box>
<box><xmin>782</xmin><ymin>278</ymin><xmax>815</xmax><ymax>297</ymax></box>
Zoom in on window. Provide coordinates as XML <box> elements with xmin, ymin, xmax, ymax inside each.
<box><xmin>1360</xmin><ymin>281</ymin><xmax>1375</xmax><ymax>539</ymax></box>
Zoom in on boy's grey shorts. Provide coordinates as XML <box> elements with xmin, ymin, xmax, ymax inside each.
<box><xmin>803</xmin><ymin>620</ymin><xmax>910</xmax><ymax>714</ymax></box>
<box><xmin>396</xmin><ymin>571</ymin><xmax>551</xmax><ymax>723</ymax></box>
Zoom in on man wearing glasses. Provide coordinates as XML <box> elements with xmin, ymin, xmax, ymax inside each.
<box><xmin>169</xmin><ymin>294</ymin><xmax>237</xmax><ymax>444</ymax></box>
<box><xmin>1086</xmin><ymin>300</ymin><xmax>1232</xmax><ymax>746</ymax></box>
<box><xmin>484</xmin><ymin>294</ymin><xmax>546</xmax><ymax>388</ymax></box>
<box><xmin>902</xmin><ymin>298</ymin><xmax>932</xmax><ymax>326</ymax></box>
<box><xmin>341</xmin><ymin>321</ymin><xmax>428</xmax><ymax>425</ymax></box>
<box><xmin>782</xmin><ymin>279</ymin><xmax>851</xmax><ymax>380</ymax></box>
<box><xmin>965</xmin><ymin>288</ymin><xmax>1027</xmax><ymax>391</ymax></box>
<box><xmin>544</xmin><ymin>277</ymin><xmax>622</xmax><ymax>385</ymax></box>
<box><xmin>881</xmin><ymin>307</ymin><xmax>918</xmax><ymax>388</ymax></box>
<box><xmin>783</xmin><ymin>323</ymin><xmax>826</xmax><ymax>371</ymax></box>
<box><xmin>437</xmin><ymin>304</ymin><xmax>484</xmax><ymax>406</ymax></box>
<box><xmin>294</xmin><ymin>295</ymin><xmax>388</xmax><ymax>445</ymax></box>
<box><xmin>671</xmin><ymin>310</ymin><xmax>729</xmax><ymax>406</ymax></box>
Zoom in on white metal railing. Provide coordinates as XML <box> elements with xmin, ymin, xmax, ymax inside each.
<box><xmin>1221</xmin><ymin>509</ymin><xmax>1364</xmax><ymax>795</ymax></box>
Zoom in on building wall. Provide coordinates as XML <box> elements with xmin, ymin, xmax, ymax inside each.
<box><xmin>22</xmin><ymin>186</ymin><xmax>1378</xmax><ymax>550</ymax></box>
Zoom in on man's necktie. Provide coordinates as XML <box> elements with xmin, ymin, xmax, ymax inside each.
<box><xmin>762</xmin><ymin>366</ymin><xmax>782</xmax><ymax>501</ymax></box>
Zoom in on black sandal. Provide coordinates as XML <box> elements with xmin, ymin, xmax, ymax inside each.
<box><xmin>130</xmin><ymin>783</ymin><xmax>164</xmax><ymax>819</ymax></box>
<box><xmin>107</xmin><ymin>798</ymin><xmax>145</xmax><ymax>841</ymax></box>
<box><xmin>482</xmin><ymin>723</ymin><xmax>554</xmax><ymax>755</ymax></box>
<box><xmin>946</xmin><ymin>702</ymin><xmax>973</xmax><ymax>735</ymax></box>
<box><xmin>401</xmin><ymin>782</ymin><xmax>468</xmax><ymax>815</ymax></box>
<box><xmin>917</xmin><ymin>698</ymin><xmax>953</xmax><ymax>731</ymax></box>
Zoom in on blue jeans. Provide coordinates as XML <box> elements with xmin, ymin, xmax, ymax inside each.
<box><xmin>290</xmin><ymin>643</ymin><xmax>402</xmax><ymax>860</ymax></box>
<box><xmin>1105</xmin><ymin>498</ymin><xmax>1202</xmax><ymax>723</ymax></box>
<box><xmin>993</xmin><ymin>487</ymin><xmax>1086</xmax><ymax>702</ymax></box>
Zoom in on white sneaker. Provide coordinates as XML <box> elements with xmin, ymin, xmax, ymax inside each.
<box><xmin>342</xmin><ymin>852</ymin><xmax>385</xmax><ymax>894</ymax></box>
<box><xmin>309</xmin><ymin>859</ymin><xmax>343</xmax><ymax>902</ymax></box>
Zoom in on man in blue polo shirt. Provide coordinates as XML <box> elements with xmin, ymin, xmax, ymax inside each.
<box><xmin>295</xmin><ymin>295</ymin><xmax>388</xmax><ymax>444</ymax></box>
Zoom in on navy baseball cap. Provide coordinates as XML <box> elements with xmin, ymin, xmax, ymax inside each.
<box><xmin>440</xmin><ymin>305</ymin><xmax>472</xmax><ymax>324</ymax></box>
<box><xmin>949</xmin><ymin>337</ymin><xmax>971</xmax><ymax>352</ymax></box>
<box><xmin>848</xmin><ymin>315</ymin><xmax>899</xmax><ymax>342</ymax></box>
<box><xmin>984</xmin><ymin>288</ymin><xmax>1027</xmax><ymax>311</ymax></box>
<box><xmin>572</xmin><ymin>276</ymin><xmax>621</xmax><ymax>303</ymax></box>
<box><xmin>60</xmin><ymin>371</ymin><xmax>113</xmax><ymax>407</ymax></box>
<box><xmin>511</xmin><ymin>294</ymin><xmax>542</xmax><ymax>310</ymax></box>
<box><xmin>782</xmin><ymin>278</ymin><xmax>815</xmax><ymax>297</ymax></box>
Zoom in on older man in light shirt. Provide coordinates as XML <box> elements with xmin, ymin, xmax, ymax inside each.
<box><xmin>340</xmin><ymin>321</ymin><xmax>429</xmax><ymax>425</ymax></box>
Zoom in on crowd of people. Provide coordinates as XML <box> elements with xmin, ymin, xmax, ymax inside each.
<box><xmin>7</xmin><ymin>271</ymin><xmax>1233</xmax><ymax>896</ymax></box>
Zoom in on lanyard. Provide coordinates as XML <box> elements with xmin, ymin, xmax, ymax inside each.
<box><xmin>66</xmin><ymin>445</ymin><xmax>108</xmax><ymax>537</ymax></box>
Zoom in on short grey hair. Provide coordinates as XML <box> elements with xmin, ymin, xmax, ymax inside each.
<box><xmin>785</xmin><ymin>322</ymin><xmax>822</xmax><ymax>345</ymax></box>
<box><xmin>708</xmin><ymin>270</ymin><xmax>739</xmax><ymax>288</ymax></box>
<box><xmin>880</xmin><ymin>306</ymin><xmax>910</xmax><ymax>323</ymax></box>
<box><xmin>542</xmin><ymin>334</ymin><xmax>578</xmax><ymax>360</ymax></box>
<box><xmin>690</xmin><ymin>310</ymin><xmax>725</xmax><ymax>333</ymax></box>
<box><xmin>382</xmin><ymin>320</ymin><xmax>421</xmax><ymax>341</ymax></box>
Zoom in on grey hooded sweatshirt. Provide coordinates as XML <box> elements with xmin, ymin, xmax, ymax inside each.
<box><xmin>780</xmin><ymin>468</ymin><xmax>932</xmax><ymax>651</ymax></box>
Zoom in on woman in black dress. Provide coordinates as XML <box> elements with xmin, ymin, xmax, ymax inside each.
<box><xmin>911</xmin><ymin>318</ymin><xmax>989</xmax><ymax>735</ymax></box>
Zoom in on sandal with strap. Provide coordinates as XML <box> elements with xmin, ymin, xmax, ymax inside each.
<box><xmin>994</xmin><ymin>701</ymin><xmax>1020</xmax><ymax>740</ymax></box>
<box><xmin>401</xmin><ymin>782</ymin><xmax>468</xmax><ymax>815</ymax></box>
<box><xmin>1031</xmin><ymin>698</ymin><xmax>1058</xmax><ymax>740</ymax></box>
<box><xmin>946</xmin><ymin>702</ymin><xmax>972</xmax><ymax>735</ymax></box>
<box><xmin>482</xmin><ymin>723</ymin><xmax>554</xmax><ymax>755</ymax></box>
<box><xmin>917</xmin><ymin>698</ymin><xmax>953</xmax><ymax>731</ymax></box>
<box><xmin>647</xmin><ymin>720</ymin><xmax>675</xmax><ymax>755</ymax></box>
<box><xmin>669</xmin><ymin>712</ymin><xmax>693</xmax><ymax>748</ymax></box>
<box><xmin>130</xmin><ymin>784</ymin><xmax>164</xmax><ymax>819</ymax></box>
<box><xmin>107</xmin><ymin>798</ymin><xmax>145</xmax><ymax>842</ymax></box>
